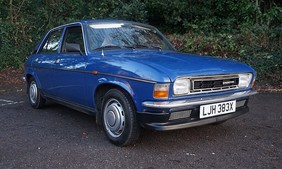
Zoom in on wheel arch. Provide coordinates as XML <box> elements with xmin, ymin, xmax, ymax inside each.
<box><xmin>26</xmin><ymin>74</ymin><xmax>33</xmax><ymax>83</ymax></box>
<box><xmin>94</xmin><ymin>82</ymin><xmax>137</xmax><ymax>125</ymax></box>
<box><xmin>25</xmin><ymin>73</ymin><xmax>34</xmax><ymax>94</ymax></box>
<box><xmin>25</xmin><ymin>72</ymin><xmax>43</xmax><ymax>89</ymax></box>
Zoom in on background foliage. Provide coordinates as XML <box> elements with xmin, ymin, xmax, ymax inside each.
<box><xmin>0</xmin><ymin>0</ymin><xmax>281</xmax><ymax>84</ymax></box>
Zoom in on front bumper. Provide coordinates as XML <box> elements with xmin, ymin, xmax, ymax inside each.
<box><xmin>138</xmin><ymin>90</ymin><xmax>257</xmax><ymax>131</ymax></box>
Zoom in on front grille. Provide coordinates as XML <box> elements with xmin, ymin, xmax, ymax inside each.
<box><xmin>191</xmin><ymin>75</ymin><xmax>239</xmax><ymax>94</ymax></box>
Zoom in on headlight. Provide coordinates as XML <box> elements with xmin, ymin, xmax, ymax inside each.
<box><xmin>173</xmin><ymin>78</ymin><xmax>190</xmax><ymax>95</ymax></box>
<box><xmin>238</xmin><ymin>73</ymin><xmax>252</xmax><ymax>88</ymax></box>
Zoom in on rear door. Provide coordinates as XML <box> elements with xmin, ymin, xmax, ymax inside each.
<box><xmin>51</xmin><ymin>24</ymin><xmax>88</xmax><ymax>106</ymax></box>
<box><xmin>32</xmin><ymin>28</ymin><xmax>63</xmax><ymax>95</ymax></box>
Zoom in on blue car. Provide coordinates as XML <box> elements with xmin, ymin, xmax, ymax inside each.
<box><xmin>24</xmin><ymin>19</ymin><xmax>257</xmax><ymax>146</ymax></box>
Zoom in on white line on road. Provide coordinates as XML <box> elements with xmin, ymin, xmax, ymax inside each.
<box><xmin>0</xmin><ymin>99</ymin><xmax>24</xmax><ymax>107</ymax></box>
<box><xmin>0</xmin><ymin>99</ymin><xmax>14</xmax><ymax>103</ymax></box>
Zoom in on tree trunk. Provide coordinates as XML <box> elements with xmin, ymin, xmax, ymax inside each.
<box><xmin>9</xmin><ymin>0</ymin><xmax>13</xmax><ymax>22</ymax></box>
<box><xmin>256</xmin><ymin>0</ymin><xmax>259</xmax><ymax>25</ymax></box>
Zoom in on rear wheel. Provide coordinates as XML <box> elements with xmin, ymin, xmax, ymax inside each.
<box><xmin>102</xmin><ymin>89</ymin><xmax>140</xmax><ymax>146</ymax></box>
<box><xmin>28</xmin><ymin>77</ymin><xmax>46</xmax><ymax>109</ymax></box>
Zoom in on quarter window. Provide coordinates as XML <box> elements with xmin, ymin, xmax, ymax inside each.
<box><xmin>41</xmin><ymin>29</ymin><xmax>62</xmax><ymax>53</ymax></box>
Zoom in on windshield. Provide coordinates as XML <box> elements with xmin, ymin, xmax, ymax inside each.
<box><xmin>86</xmin><ymin>22</ymin><xmax>175</xmax><ymax>52</ymax></box>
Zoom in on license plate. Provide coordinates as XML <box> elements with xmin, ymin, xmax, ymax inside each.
<box><xmin>200</xmin><ymin>100</ymin><xmax>236</xmax><ymax>119</ymax></box>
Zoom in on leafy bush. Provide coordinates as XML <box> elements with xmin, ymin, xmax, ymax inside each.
<box><xmin>241</xmin><ymin>51</ymin><xmax>282</xmax><ymax>84</ymax></box>
<box><xmin>0</xmin><ymin>0</ymin><xmax>281</xmax><ymax>85</ymax></box>
<box><xmin>167</xmin><ymin>31</ymin><xmax>282</xmax><ymax>83</ymax></box>
<box><xmin>110</xmin><ymin>1</ymin><xmax>148</xmax><ymax>22</ymax></box>
<box><xmin>0</xmin><ymin>20</ymin><xmax>31</xmax><ymax>69</ymax></box>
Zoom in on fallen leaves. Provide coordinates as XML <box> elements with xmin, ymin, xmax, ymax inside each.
<box><xmin>0</xmin><ymin>67</ymin><xmax>25</xmax><ymax>85</ymax></box>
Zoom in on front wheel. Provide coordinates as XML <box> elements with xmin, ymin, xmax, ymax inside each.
<box><xmin>102</xmin><ymin>89</ymin><xmax>140</xmax><ymax>146</ymax></box>
<box><xmin>28</xmin><ymin>77</ymin><xmax>46</xmax><ymax>109</ymax></box>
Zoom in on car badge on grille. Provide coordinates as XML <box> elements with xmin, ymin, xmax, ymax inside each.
<box><xmin>223</xmin><ymin>81</ymin><xmax>235</xmax><ymax>85</ymax></box>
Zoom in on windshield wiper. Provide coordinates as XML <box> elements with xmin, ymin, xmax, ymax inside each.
<box><xmin>96</xmin><ymin>44</ymin><xmax>162</xmax><ymax>50</ymax></box>
<box><xmin>149</xmin><ymin>45</ymin><xmax>162</xmax><ymax>50</ymax></box>
<box><xmin>95</xmin><ymin>45</ymin><xmax>122</xmax><ymax>50</ymax></box>
<box><xmin>122</xmin><ymin>45</ymin><xmax>136</xmax><ymax>49</ymax></box>
<box><xmin>120</xmin><ymin>44</ymin><xmax>149</xmax><ymax>49</ymax></box>
<box><xmin>134</xmin><ymin>44</ymin><xmax>149</xmax><ymax>49</ymax></box>
<box><xmin>124</xmin><ymin>44</ymin><xmax>162</xmax><ymax>50</ymax></box>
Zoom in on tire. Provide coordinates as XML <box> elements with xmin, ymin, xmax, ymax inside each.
<box><xmin>102</xmin><ymin>89</ymin><xmax>140</xmax><ymax>146</ymax></box>
<box><xmin>27</xmin><ymin>77</ymin><xmax>46</xmax><ymax>109</ymax></box>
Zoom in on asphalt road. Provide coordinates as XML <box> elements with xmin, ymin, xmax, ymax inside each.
<box><xmin>0</xmin><ymin>86</ymin><xmax>281</xmax><ymax>169</ymax></box>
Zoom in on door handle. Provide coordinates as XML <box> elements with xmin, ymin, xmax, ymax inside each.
<box><xmin>55</xmin><ymin>58</ymin><xmax>60</xmax><ymax>64</ymax></box>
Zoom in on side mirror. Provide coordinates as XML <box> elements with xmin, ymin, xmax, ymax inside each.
<box><xmin>65</xmin><ymin>43</ymin><xmax>83</xmax><ymax>55</ymax></box>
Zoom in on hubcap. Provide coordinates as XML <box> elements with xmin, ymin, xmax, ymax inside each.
<box><xmin>104</xmin><ymin>99</ymin><xmax>125</xmax><ymax>138</ymax></box>
<box><xmin>29</xmin><ymin>81</ymin><xmax>38</xmax><ymax>104</ymax></box>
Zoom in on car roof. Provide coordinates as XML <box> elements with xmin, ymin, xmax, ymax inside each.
<box><xmin>50</xmin><ymin>19</ymin><xmax>156</xmax><ymax>31</ymax></box>
<box><xmin>81</xmin><ymin>19</ymin><xmax>140</xmax><ymax>24</ymax></box>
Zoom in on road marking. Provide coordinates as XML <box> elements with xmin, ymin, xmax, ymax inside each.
<box><xmin>0</xmin><ymin>99</ymin><xmax>14</xmax><ymax>103</ymax></box>
<box><xmin>0</xmin><ymin>99</ymin><xmax>24</xmax><ymax>107</ymax></box>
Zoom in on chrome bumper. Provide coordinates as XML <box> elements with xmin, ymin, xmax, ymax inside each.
<box><xmin>142</xmin><ymin>90</ymin><xmax>257</xmax><ymax>109</ymax></box>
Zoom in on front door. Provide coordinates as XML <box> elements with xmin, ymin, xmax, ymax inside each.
<box><xmin>51</xmin><ymin>25</ymin><xmax>87</xmax><ymax>106</ymax></box>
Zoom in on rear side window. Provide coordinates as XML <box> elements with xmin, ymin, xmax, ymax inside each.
<box><xmin>40</xmin><ymin>29</ymin><xmax>63</xmax><ymax>54</ymax></box>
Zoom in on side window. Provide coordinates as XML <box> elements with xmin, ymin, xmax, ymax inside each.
<box><xmin>41</xmin><ymin>29</ymin><xmax>62</xmax><ymax>53</ymax></box>
<box><xmin>61</xmin><ymin>26</ymin><xmax>85</xmax><ymax>53</ymax></box>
